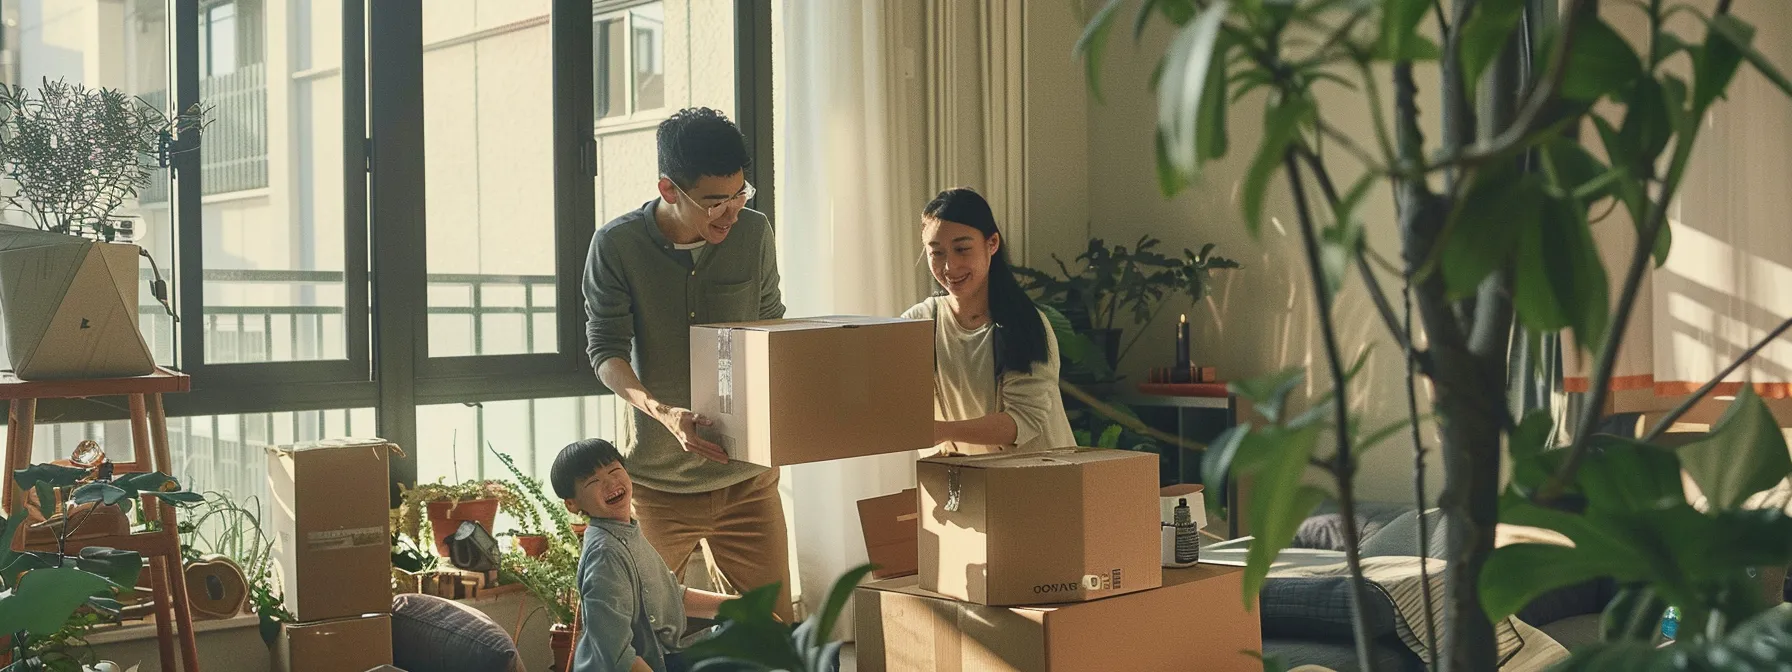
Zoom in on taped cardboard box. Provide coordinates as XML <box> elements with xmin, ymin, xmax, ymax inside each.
<box><xmin>858</xmin><ymin>488</ymin><xmax>919</xmax><ymax>579</ymax></box>
<box><xmin>276</xmin><ymin>614</ymin><xmax>394</xmax><ymax>672</ymax></box>
<box><xmin>267</xmin><ymin>437</ymin><xmax>395</xmax><ymax>622</ymax></box>
<box><xmin>919</xmin><ymin>448</ymin><xmax>1160</xmax><ymax>606</ymax></box>
<box><xmin>856</xmin><ymin>564</ymin><xmax>1262</xmax><ymax>672</ymax></box>
<box><xmin>689</xmin><ymin>316</ymin><xmax>933</xmax><ymax>467</ymax></box>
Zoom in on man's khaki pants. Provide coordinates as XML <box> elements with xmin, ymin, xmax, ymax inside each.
<box><xmin>633</xmin><ymin>469</ymin><xmax>794</xmax><ymax>622</ymax></box>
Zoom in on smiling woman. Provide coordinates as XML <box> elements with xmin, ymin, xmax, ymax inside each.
<box><xmin>903</xmin><ymin>188</ymin><xmax>1076</xmax><ymax>457</ymax></box>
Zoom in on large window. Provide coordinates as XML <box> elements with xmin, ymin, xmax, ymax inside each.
<box><xmin>0</xmin><ymin>0</ymin><xmax>766</xmax><ymax>497</ymax></box>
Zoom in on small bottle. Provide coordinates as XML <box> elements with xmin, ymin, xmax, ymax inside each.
<box><xmin>1174</xmin><ymin>498</ymin><xmax>1200</xmax><ymax>564</ymax></box>
<box><xmin>1661</xmin><ymin>606</ymin><xmax>1679</xmax><ymax>641</ymax></box>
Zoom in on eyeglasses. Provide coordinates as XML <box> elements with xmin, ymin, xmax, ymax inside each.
<box><xmin>673</xmin><ymin>181</ymin><xmax>755</xmax><ymax>221</ymax></box>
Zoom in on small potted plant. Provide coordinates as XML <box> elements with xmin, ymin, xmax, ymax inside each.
<box><xmin>396</xmin><ymin>479</ymin><xmax>522</xmax><ymax>557</ymax></box>
<box><xmin>485</xmin><ymin>445</ymin><xmax>589</xmax><ymax>670</ymax></box>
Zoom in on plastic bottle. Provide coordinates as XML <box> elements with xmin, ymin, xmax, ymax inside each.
<box><xmin>1174</xmin><ymin>498</ymin><xmax>1200</xmax><ymax>564</ymax></box>
<box><xmin>1661</xmin><ymin>606</ymin><xmax>1679</xmax><ymax>641</ymax></box>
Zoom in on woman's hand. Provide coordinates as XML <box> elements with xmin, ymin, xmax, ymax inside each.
<box><xmin>932</xmin><ymin>420</ymin><xmax>953</xmax><ymax>446</ymax></box>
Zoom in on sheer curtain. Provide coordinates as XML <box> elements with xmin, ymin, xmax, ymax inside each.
<box><xmin>773</xmin><ymin>0</ymin><xmax>930</xmax><ymax>627</ymax></box>
<box><xmin>1566</xmin><ymin>1</ymin><xmax>1792</xmax><ymax>403</ymax></box>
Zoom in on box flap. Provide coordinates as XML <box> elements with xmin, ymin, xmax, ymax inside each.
<box><xmin>695</xmin><ymin>316</ymin><xmax>926</xmax><ymax>333</ymax></box>
<box><xmin>269</xmin><ymin>437</ymin><xmax>394</xmax><ymax>455</ymax></box>
<box><xmin>920</xmin><ymin>448</ymin><xmax>1140</xmax><ymax>470</ymax></box>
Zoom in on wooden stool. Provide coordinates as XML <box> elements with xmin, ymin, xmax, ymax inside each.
<box><xmin>1</xmin><ymin>367</ymin><xmax>200</xmax><ymax>672</ymax></box>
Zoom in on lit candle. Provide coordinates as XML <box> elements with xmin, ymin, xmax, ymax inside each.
<box><xmin>1175</xmin><ymin>314</ymin><xmax>1191</xmax><ymax>382</ymax></box>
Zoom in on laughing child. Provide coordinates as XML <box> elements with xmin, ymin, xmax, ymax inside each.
<box><xmin>553</xmin><ymin>439</ymin><xmax>735</xmax><ymax>672</ymax></box>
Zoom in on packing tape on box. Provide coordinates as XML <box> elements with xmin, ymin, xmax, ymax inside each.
<box><xmin>717</xmin><ymin>329</ymin><xmax>734</xmax><ymax>415</ymax></box>
<box><xmin>945</xmin><ymin>467</ymin><xmax>963</xmax><ymax>512</ymax></box>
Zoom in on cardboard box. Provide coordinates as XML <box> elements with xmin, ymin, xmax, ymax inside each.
<box><xmin>689</xmin><ymin>316</ymin><xmax>933</xmax><ymax>467</ymax></box>
<box><xmin>918</xmin><ymin>449</ymin><xmax>1160</xmax><ymax>606</ymax></box>
<box><xmin>856</xmin><ymin>563</ymin><xmax>1263</xmax><ymax>672</ymax></box>
<box><xmin>267</xmin><ymin>437</ymin><xmax>395</xmax><ymax>622</ymax></box>
<box><xmin>276</xmin><ymin>614</ymin><xmax>394</xmax><ymax>672</ymax></box>
<box><xmin>0</xmin><ymin>225</ymin><xmax>154</xmax><ymax>380</ymax></box>
<box><xmin>858</xmin><ymin>488</ymin><xmax>919</xmax><ymax>579</ymax></box>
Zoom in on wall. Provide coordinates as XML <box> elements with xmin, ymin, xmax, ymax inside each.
<box><xmin>1082</xmin><ymin>20</ymin><xmax>1445</xmax><ymax>504</ymax></box>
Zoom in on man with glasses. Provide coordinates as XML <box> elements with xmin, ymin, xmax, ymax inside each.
<box><xmin>582</xmin><ymin>107</ymin><xmax>793</xmax><ymax>623</ymax></box>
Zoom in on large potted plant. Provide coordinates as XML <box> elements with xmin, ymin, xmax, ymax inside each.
<box><xmin>0</xmin><ymin>79</ymin><xmax>201</xmax><ymax>380</ymax></box>
<box><xmin>1014</xmin><ymin>235</ymin><xmax>1237</xmax><ymax>375</ymax></box>
<box><xmin>1074</xmin><ymin>0</ymin><xmax>1792</xmax><ymax>668</ymax></box>
<box><xmin>3</xmin><ymin>461</ymin><xmax>202</xmax><ymax>670</ymax></box>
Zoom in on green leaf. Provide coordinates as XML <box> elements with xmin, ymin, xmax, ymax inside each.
<box><xmin>1239</xmin><ymin>424</ymin><xmax>1323</xmax><ymax>609</ymax></box>
<box><xmin>1229</xmin><ymin>367</ymin><xmax>1305</xmax><ymax>423</ymax></box>
<box><xmin>1098</xmin><ymin>424</ymin><xmax>1124</xmax><ymax>449</ymax></box>
<box><xmin>1560</xmin><ymin>604</ymin><xmax>1792</xmax><ymax>670</ymax></box>
<box><xmin>1135</xmin><ymin>0</ymin><xmax>1162</xmax><ymax>41</ymax></box>
<box><xmin>14</xmin><ymin>464</ymin><xmax>88</xmax><ymax>491</ymax></box>
<box><xmin>71</xmin><ymin>483</ymin><xmax>131</xmax><ymax>508</ymax></box>
<box><xmin>1241</xmin><ymin>95</ymin><xmax>1314</xmax><ymax>237</ymax></box>
<box><xmin>1618</xmin><ymin>77</ymin><xmax>1674</xmax><ymax>166</ymax></box>
<box><xmin>1514</xmin><ymin>195</ymin><xmax>1609</xmax><ymax>351</ymax></box>
<box><xmin>1480</xmin><ymin>543</ymin><xmax>1618</xmax><ymax>622</ymax></box>
<box><xmin>1692</xmin><ymin>16</ymin><xmax>1747</xmax><ymax>113</ymax></box>
<box><xmin>1507</xmin><ymin>409</ymin><xmax>1555</xmax><ymax>491</ymax></box>
<box><xmin>1157</xmin><ymin>1</ymin><xmax>1232</xmax><ymax>178</ymax></box>
<box><xmin>1678</xmin><ymin>386</ymin><xmax>1792</xmax><ymax>511</ymax></box>
<box><xmin>689</xmin><ymin>582</ymin><xmax>805</xmax><ymax>670</ymax></box>
<box><xmin>806</xmin><ymin>564</ymin><xmax>873</xmax><ymax>663</ymax></box>
<box><xmin>0</xmin><ymin>566</ymin><xmax>113</xmax><ymax>638</ymax></box>
<box><xmin>1575</xmin><ymin>437</ymin><xmax>1686</xmax><ymax>515</ymax></box>
<box><xmin>1317</xmin><ymin>219</ymin><xmax>1362</xmax><ymax>298</ymax></box>
<box><xmin>1202</xmin><ymin>423</ymin><xmax>1253</xmax><ymax>494</ymax></box>
<box><xmin>1589</xmin><ymin>114</ymin><xmax>1670</xmax><ymax>266</ymax></box>
<box><xmin>1198</xmin><ymin>35</ymin><xmax>1233</xmax><ymax>162</ymax></box>
<box><xmin>1440</xmin><ymin>167</ymin><xmax>1539</xmax><ymax>298</ymax></box>
<box><xmin>1706</xmin><ymin>14</ymin><xmax>1792</xmax><ymax>100</ymax></box>
<box><xmin>1559</xmin><ymin>19</ymin><xmax>1643</xmax><ymax>101</ymax></box>
<box><xmin>1374</xmin><ymin>0</ymin><xmax>1435</xmax><ymax>61</ymax></box>
<box><xmin>1076</xmin><ymin>0</ymin><xmax>1127</xmax><ymax>104</ymax></box>
<box><xmin>1155</xmin><ymin>128</ymin><xmax>1190</xmax><ymax>197</ymax></box>
<box><xmin>1355</xmin><ymin>416</ymin><xmax>1417</xmax><ymax>457</ymax></box>
<box><xmin>1652</xmin><ymin>32</ymin><xmax>1692</xmax><ymax>66</ymax></box>
<box><xmin>1459</xmin><ymin>0</ymin><xmax>1524</xmax><ymax>95</ymax></box>
<box><xmin>1599</xmin><ymin>586</ymin><xmax>1668</xmax><ymax>642</ymax></box>
<box><xmin>74</xmin><ymin>547</ymin><xmax>141</xmax><ymax>590</ymax></box>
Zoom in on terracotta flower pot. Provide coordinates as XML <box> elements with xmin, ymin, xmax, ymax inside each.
<box><xmin>549</xmin><ymin>623</ymin><xmax>576</xmax><ymax>672</ymax></box>
<box><xmin>515</xmin><ymin>534</ymin><xmax>548</xmax><ymax>558</ymax></box>
<box><xmin>425</xmin><ymin>498</ymin><xmax>500</xmax><ymax>557</ymax></box>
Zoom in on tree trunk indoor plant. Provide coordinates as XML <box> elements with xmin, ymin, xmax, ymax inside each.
<box><xmin>1074</xmin><ymin>0</ymin><xmax>1792</xmax><ymax>669</ymax></box>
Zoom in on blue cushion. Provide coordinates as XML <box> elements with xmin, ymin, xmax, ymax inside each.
<box><xmin>391</xmin><ymin>593</ymin><xmax>521</xmax><ymax>672</ymax></box>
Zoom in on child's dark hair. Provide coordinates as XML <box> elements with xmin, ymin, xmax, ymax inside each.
<box><xmin>922</xmin><ymin>187</ymin><xmax>1051</xmax><ymax>375</ymax></box>
<box><xmin>550</xmin><ymin>438</ymin><xmax>625</xmax><ymax>500</ymax></box>
<box><xmin>658</xmin><ymin>107</ymin><xmax>751</xmax><ymax>189</ymax></box>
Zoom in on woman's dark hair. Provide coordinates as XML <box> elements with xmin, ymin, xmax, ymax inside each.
<box><xmin>922</xmin><ymin>187</ymin><xmax>1050</xmax><ymax>375</ymax></box>
<box><xmin>550</xmin><ymin>438</ymin><xmax>624</xmax><ymax>500</ymax></box>
<box><xmin>657</xmin><ymin>107</ymin><xmax>751</xmax><ymax>189</ymax></box>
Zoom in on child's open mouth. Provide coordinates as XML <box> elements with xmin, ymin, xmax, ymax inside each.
<box><xmin>604</xmin><ymin>488</ymin><xmax>627</xmax><ymax>507</ymax></box>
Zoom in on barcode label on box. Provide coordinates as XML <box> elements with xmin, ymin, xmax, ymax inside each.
<box><xmin>307</xmin><ymin>527</ymin><xmax>386</xmax><ymax>552</ymax></box>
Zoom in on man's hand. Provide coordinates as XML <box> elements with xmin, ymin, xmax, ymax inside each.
<box><xmin>656</xmin><ymin>404</ymin><xmax>729</xmax><ymax>463</ymax></box>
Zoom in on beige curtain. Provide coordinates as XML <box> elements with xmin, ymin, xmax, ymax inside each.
<box><xmin>1566</xmin><ymin>1</ymin><xmax>1792</xmax><ymax>401</ymax></box>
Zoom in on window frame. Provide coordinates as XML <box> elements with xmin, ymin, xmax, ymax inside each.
<box><xmin>591</xmin><ymin>0</ymin><xmax>669</xmax><ymax>128</ymax></box>
<box><xmin>73</xmin><ymin>0</ymin><xmax>779</xmax><ymax>496</ymax></box>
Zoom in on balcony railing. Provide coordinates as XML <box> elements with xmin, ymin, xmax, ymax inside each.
<box><xmin>140</xmin><ymin>65</ymin><xmax>270</xmax><ymax>202</ymax></box>
<box><xmin>136</xmin><ymin>268</ymin><xmax>559</xmax><ymax>364</ymax></box>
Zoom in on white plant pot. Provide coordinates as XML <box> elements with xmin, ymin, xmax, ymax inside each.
<box><xmin>0</xmin><ymin>225</ymin><xmax>155</xmax><ymax>380</ymax></box>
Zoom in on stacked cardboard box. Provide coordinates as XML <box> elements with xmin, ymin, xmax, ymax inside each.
<box><xmin>855</xmin><ymin>448</ymin><xmax>1263</xmax><ymax>670</ymax></box>
<box><xmin>266</xmin><ymin>437</ymin><xmax>397</xmax><ymax>672</ymax></box>
<box><xmin>689</xmin><ymin>316</ymin><xmax>935</xmax><ymax>466</ymax></box>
